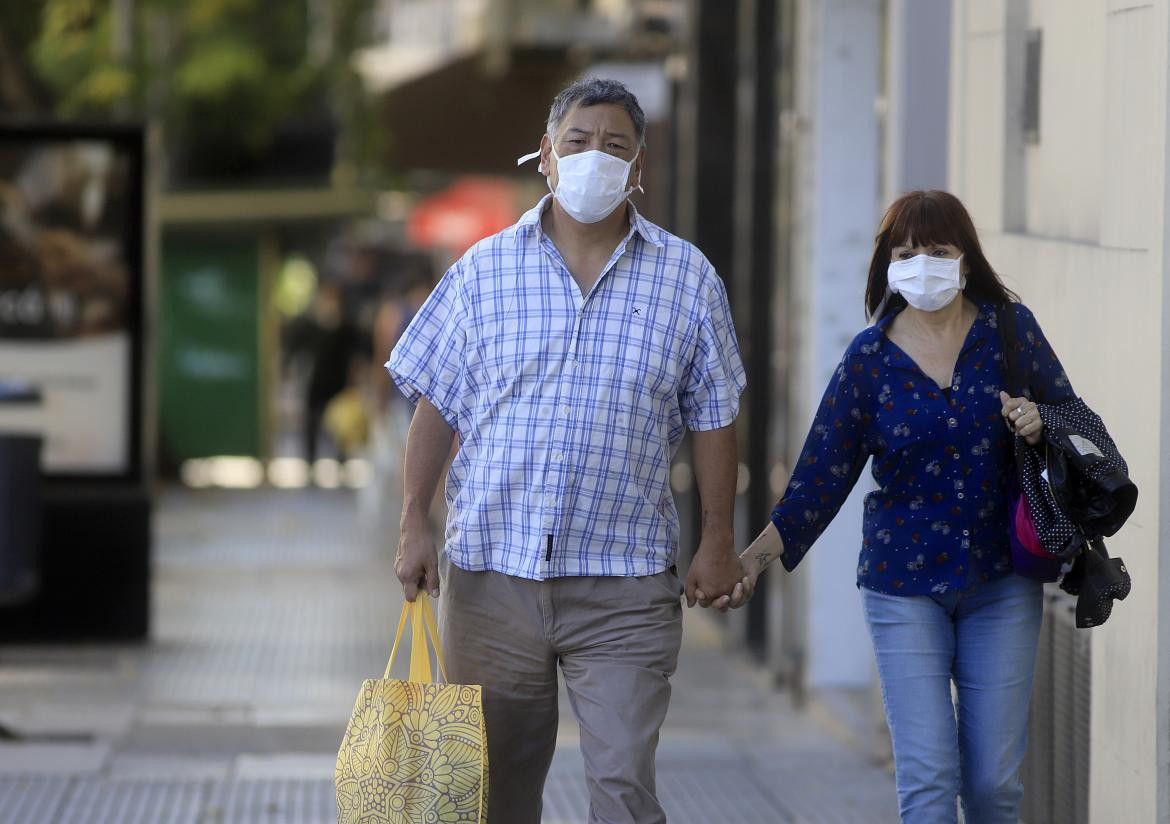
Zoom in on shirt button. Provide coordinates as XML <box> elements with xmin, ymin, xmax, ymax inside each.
<box><xmin>561</xmin><ymin>405</ymin><xmax>571</xmax><ymax>417</ymax></box>
<box><xmin>554</xmin><ymin>452</ymin><xmax>564</xmax><ymax>462</ymax></box>
<box><xmin>962</xmin><ymin>529</ymin><xmax>970</xmax><ymax>536</ymax></box>
<box><xmin>948</xmin><ymin>418</ymin><xmax>958</xmax><ymax>427</ymax></box>
<box><xmin>544</xmin><ymin>495</ymin><xmax>555</xmax><ymax>506</ymax></box>
<box><xmin>957</xmin><ymin>492</ymin><xmax>965</xmax><ymax>499</ymax></box>
<box><xmin>953</xmin><ymin>453</ymin><xmax>960</xmax><ymax>460</ymax></box>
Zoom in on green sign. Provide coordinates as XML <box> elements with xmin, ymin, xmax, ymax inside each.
<box><xmin>158</xmin><ymin>233</ymin><xmax>261</xmax><ymax>461</ymax></box>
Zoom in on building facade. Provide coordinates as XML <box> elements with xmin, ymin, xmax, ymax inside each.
<box><xmin>948</xmin><ymin>2</ymin><xmax>1170</xmax><ymax>820</ymax></box>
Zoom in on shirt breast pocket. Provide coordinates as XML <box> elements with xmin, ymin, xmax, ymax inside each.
<box><xmin>618</xmin><ymin>313</ymin><xmax>678</xmax><ymax>405</ymax></box>
<box><xmin>479</xmin><ymin>309</ymin><xmax>571</xmax><ymax>396</ymax></box>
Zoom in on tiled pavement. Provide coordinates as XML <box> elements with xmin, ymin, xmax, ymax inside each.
<box><xmin>0</xmin><ymin>488</ymin><xmax>897</xmax><ymax>823</ymax></box>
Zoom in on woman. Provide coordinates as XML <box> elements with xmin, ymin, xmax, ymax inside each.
<box><xmin>740</xmin><ymin>190</ymin><xmax>1075</xmax><ymax>823</ymax></box>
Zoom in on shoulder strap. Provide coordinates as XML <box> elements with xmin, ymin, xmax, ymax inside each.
<box><xmin>999</xmin><ymin>303</ymin><xmax>1035</xmax><ymax>402</ymax></box>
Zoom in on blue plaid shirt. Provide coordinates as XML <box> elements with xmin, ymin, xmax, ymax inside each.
<box><xmin>387</xmin><ymin>195</ymin><xmax>746</xmax><ymax>579</ymax></box>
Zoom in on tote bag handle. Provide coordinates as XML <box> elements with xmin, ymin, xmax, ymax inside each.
<box><xmin>384</xmin><ymin>593</ymin><xmax>448</xmax><ymax>683</ymax></box>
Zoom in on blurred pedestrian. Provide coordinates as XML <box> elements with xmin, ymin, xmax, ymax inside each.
<box><xmin>288</xmin><ymin>281</ymin><xmax>364</xmax><ymax>465</ymax></box>
<box><xmin>733</xmin><ymin>190</ymin><xmax>1077</xmax><ymax>823</ymax></box>
<box><xmin>386</xmin><ymin>78</ymin><xmax>749</xmax><ymax>824</ymax></box>
<box><xmin>370</xmin><ymin>256</ymin><xmax>434</xmax><ymax>430</ymax></box>
<box><xmin>361</xmin><ymin>256</ymin><xmax>436</xmax><ymax>544</ymax></box>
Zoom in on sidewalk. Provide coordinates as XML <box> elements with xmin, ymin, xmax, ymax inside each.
<box><xmin>0</xmin><ymin>488</ymin><xmax>896</xmax><ymax>823</ymax></box>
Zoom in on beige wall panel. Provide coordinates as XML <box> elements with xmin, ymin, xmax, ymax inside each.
<box><xmin>1101</xmin><ymin>4</ymin><xmax>1159</xmax><ymax>250</ymax></box>
<box><xmin>1024</xmin><ymin>0</ymin><xmax>1105</xmax><ymax>242</ymax></box>
<box><xmin>956</xmin><ymin>31</ymin><xmax>1007</xmax><ymax>232</ymax></box>
<box><xmin>985</xmin><ymin>227</ymin><xmax>1164</xmax><ymax>823</ymax></box>
<box><xmin>965</xmin><ymin>0</ymin><xmax>1006</xmax><ymax>33</ymax></box>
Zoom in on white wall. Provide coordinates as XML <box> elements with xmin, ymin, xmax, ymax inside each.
<box><xmin>1159</xmin><ymin>30</ymin><xmax>1170</xmax><ymax>815</ymax></box>
<box><xmin>949</xmin><ymin>1</ymin><xmax>1168</xmax><ymax>820</ymax></box>
<box><xmin>1023</xmin><ymin>0</ymin><xmax>1105</xmax><ymax>242</ymax></box>
<box><xmin>883</xmin><ymin>0</ymin><xmax>952</xmax><ymax>201</ymax></box>
<box><xmin>789</xmin><ymin>0</ymin><xmax>884</xmax><ymax>689</ymax></box>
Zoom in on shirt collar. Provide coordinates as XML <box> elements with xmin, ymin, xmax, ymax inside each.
<box><xmin>968</xmin><ymin>299</ymin><xmax>995</xmax><ymax>343</ymax></box>
<box><xmin>872</xmin><ymin>298</ymin><xmax>997</xmax><ymax>367</ymax></box>
<box><xmin>515</xmin><ymin>194</ymin><xmax>667</xmax><ymax>249</ymax></box>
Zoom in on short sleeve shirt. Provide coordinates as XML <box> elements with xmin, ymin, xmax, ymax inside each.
<box><xmin>387</xmin><ymin>195</ymin><xmax>747</xmax><ymax>579</ymax></box>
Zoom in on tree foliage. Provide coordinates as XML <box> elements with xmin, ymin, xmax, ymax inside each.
<box><xmin>6</xmin><ymin>0</ymin><xmax>382</xmax><ymax>182</ymax></box>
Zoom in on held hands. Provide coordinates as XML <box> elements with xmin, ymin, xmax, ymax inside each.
<box><xmin>687</xmin><ymin>523</ymin><xmax>787</xmax><ymax>612</ymax></box>
<box><xmin>999</xmin><ymin>391</ymin><xmax>1044</xmax><ymax>447</ymax></box>
<box><xmin>697</xmin><ymin>522</ymin><xmax>789</xmax><ymax>612</ymax></box>
<box><xmin>685</xmin><ymin>532</ymin><xmax>751</xmax><ymax>613</ymax></box>
<box><xmin>396</xmin><ymin>519</ymin><xmax>440</xmax><ymax>602</ymax></box>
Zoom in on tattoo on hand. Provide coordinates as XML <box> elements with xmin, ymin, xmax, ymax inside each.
<box><xmin>753</xmin><ymin>551</ymin><xmax>773</xmax><ymax>569</ymax></box>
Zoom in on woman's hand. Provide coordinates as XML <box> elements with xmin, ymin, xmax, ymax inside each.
<box><xmin>708</xmin><ymin>522</ymin><xmax>786</xmax><ymax>612</ymax></box>
<box><xmin>999</xmin><ymin>391</ymin><xmax>1044</xmax><ymax>447</ymax></box>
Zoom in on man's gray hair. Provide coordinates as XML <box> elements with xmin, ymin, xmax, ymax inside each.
<box><xmin>546</xmin><ymin>78</ymin><xmax>647</xmax><ymax>147</ymax></box>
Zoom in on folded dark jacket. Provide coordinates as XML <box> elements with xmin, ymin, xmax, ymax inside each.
<box><xmin>1013</xmin><ymin>397</ymin><xmax>1138</xmax><ymax>559</ymax></box>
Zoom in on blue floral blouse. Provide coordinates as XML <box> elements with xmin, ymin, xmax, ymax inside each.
<box><xmin>770</xmin><ymin>301</ymin><xmax>1075</xmax><ymax>596</ymax></box>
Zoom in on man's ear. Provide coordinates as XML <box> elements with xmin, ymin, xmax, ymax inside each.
<box><xmin>539</xmin><ymin>133</ymin><xmax>552</xmax><ymax>176</ymax></box>
<box><xmin>631</xmin><ymin>146</ymin><xmax>646</xmax><ymax>190</ymax></box>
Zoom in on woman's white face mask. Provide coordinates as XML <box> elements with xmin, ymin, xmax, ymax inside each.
<box><xmin>517</xmin><ymin>143</ymin><xmax>642</xmax><ymax>224</ymax></box>
<box><xmin>887</xmin><ymin>254</ymin><xmax>965</xmax><ymax>312</ymax></box>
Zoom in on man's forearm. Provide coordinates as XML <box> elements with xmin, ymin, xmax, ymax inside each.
<box><xmin>691</xmin><ymin>422</ymin><xmax>737</xmax><ymax>542</ymax></box>
<box><xmin>401</xmin><ymin>397</ymin><xmax>457</xmax><ymax>529</ymax></box>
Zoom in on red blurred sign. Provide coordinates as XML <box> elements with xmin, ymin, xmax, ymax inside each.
<box><xmin>407</xmin><ymin>178</ymin><xmax>519</xmax><ymax>254</ymax></box>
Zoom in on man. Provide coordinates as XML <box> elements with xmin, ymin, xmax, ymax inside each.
<box><xmin>386</xmin><ymin>78</ymin><xmax>749</xmax><ymax>824</ymax></box>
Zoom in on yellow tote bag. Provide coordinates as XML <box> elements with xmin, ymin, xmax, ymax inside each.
<box><xmin>336</xmin><ymin>594</ymin><xmax>488</xmax><ymax>823</ymax></box>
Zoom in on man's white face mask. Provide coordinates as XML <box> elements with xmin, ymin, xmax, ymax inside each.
<box><xmin>517</xmin><ymin>143</ymin><xmax>642</xmax><ymax>224</ymax></box>
<box><xmin>887</xmin><ymin>253</ymin><xmax>966</xmax><ymax>312</ymax></box>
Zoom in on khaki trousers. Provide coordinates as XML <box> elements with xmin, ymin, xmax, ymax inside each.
<box><xmin>439</xmin><ymin>554</ymin><xmax>683</xmax><ymax>824</ymax></box>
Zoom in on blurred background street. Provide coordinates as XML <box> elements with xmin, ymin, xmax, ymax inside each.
<box><xmin>1</xmin><ymin>1</ymin><xmax>1169</xmax><ymax>822</ymax></box>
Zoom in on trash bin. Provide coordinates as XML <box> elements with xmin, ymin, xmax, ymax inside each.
<box><xmin>0</xmin><ymin>379</ymin><xmax>43</xmax><ymax>605</ymax></box>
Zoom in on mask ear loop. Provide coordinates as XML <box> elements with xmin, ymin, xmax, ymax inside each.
<box><xmin>626</xmin><ymin>161</ymin><xmax>645</xmax><ymax>197</ymax></box>
<box><xmin>517</xmin><ymin>145</ymin><xmax>553</xmax><ymax>174</ymax></box>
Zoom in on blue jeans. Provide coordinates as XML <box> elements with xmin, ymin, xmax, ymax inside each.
<box><xmin>861</xmin><ymin>573</ymin><xmax>1044</xmax><ymax>824</ymax></box>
